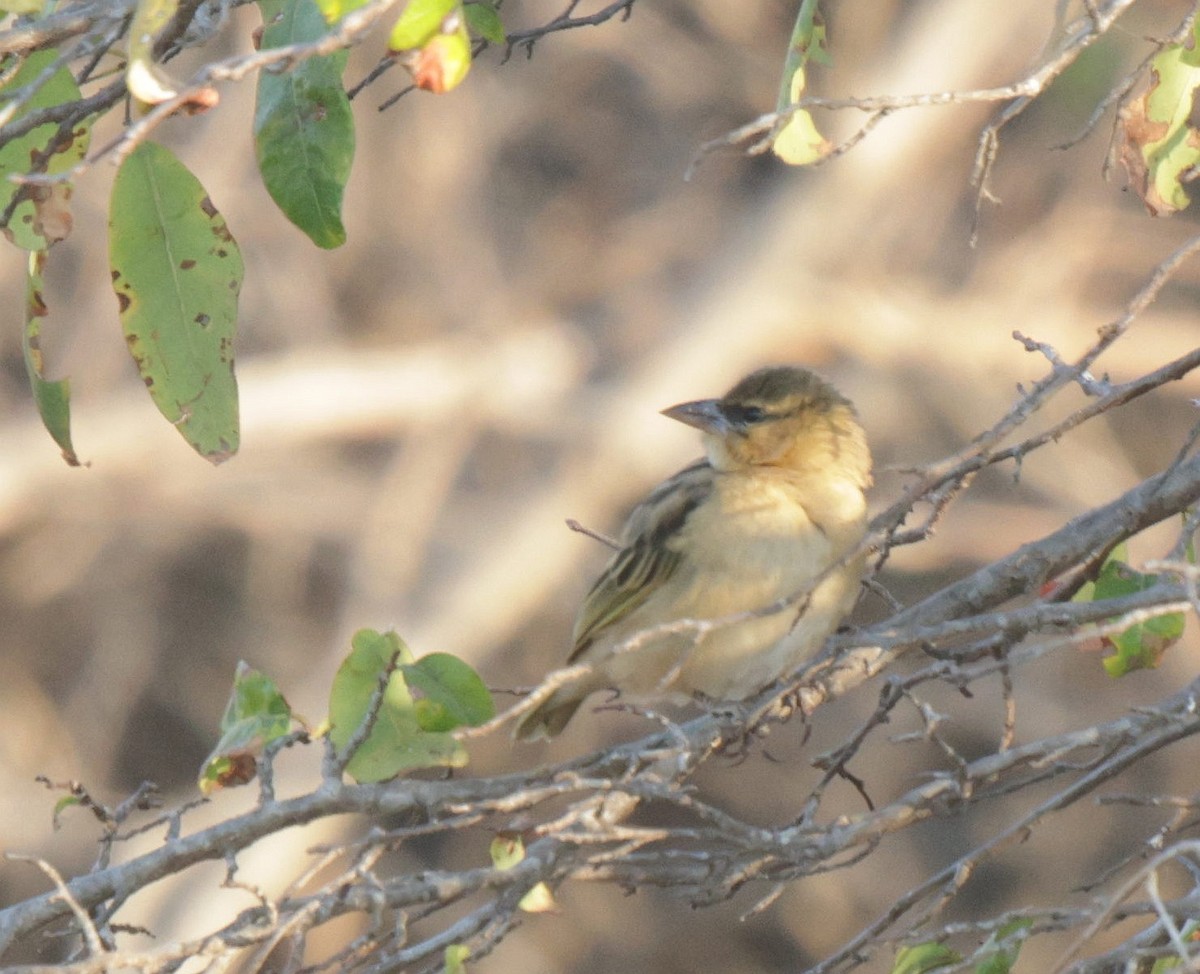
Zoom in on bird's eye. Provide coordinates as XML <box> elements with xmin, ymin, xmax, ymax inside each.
<box><xmin>723</xmin><ymin>404</ymin><xmax>767</xmax><ymax>426</ymax></box>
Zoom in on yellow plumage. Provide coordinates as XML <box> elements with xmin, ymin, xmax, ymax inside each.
<box><xmin>515</xmin><ymin>366</ymin><xmax>872</xmax><ymax>740</ymax></box>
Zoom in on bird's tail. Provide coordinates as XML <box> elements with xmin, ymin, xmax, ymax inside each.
<box><xmin>512</xmin><ymin>690</ymin><xmax>586</xmax><ymax>741</ymax></box>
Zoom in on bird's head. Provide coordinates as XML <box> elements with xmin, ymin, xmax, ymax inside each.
<box><xmin>662</xmin><ymin>366</ymin><xmax>871</xmax><ymax>486</ymax></box>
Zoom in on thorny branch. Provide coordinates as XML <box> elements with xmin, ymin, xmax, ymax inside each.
<box><xmin>4</xmin><ymin>303</ymin><xmax>1200</xmax><ymax>969</ymax></box>
<box><xmin>4</xmin><ymin>2</ymin><xmax>1200</xmax><ymax>973</ymax></box>
<box><xmin>0</xmin><ymin>0</ymin><xmax>643</xmax><ymax>199</ymax></box>
<box><xmin>0</xmin><ymin>0</ymin><xmax>1169</xmax><ymax>235</ymax></box>
<box><xmin>688</xmin><ymin>0</ymin><xmax>1150</xmax><ymax>215</ymax></box>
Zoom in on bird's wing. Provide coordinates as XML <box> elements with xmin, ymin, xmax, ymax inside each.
<box><xmin>568</xmin><ymin>460</ymin><xmax>714</xmax><ymax>663</ymax></box>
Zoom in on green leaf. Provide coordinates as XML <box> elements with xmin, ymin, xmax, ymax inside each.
<box><xmin>443</xmin><ymin>945</ymin><xmax>470</xmax><ymax>974</ymax></box>
<box><xmin>198</xmin><ymin>662</ymin><xmax>293</xmax><ymax>795</ymax></box>
<box><xmin>328</xmin><ymin>629</ymin><xmax>470</xmax><ymax>782</ymax></box>
<box><xmin>771</xmin><ymin>0</ymin><xmax>831</xmax><ymax>166</ymax></box>
<box><xmin>348</xmin><ymin>703</ymin><xmax>466</xmax><ymax>782</ymax></box>
<box><xmin>890</xmin><ymin>943</ymin><xmax>960</xmax><ymax>974</ymax></box>
<box><xmin>23</xmin><ymin>250</ymin><xmax>78</xmax><ymax>465</ymax></box>
<box><xmin>1148</xmin><ymin>921</ymin><xmax>1200</xmax><ymax>972</ymax></box>
<box><xmin>0</xmin><ymin>49</ymin><xmax>91</xmax><ymax>251</ymax></box>
<box><xmin>1075</xmin><ymin>544</ymin><xmax>1186</xmax><ymax>676</ymax></box>
<box><xmin>109</xmin><ymin>141</ymin><xmax>242</xmax><ymax>463</ymax></box>
<box><xmin>328</xmin><ymin>629</ymin><xmax>415</xmax><ymax>757</ymax></box>
<box><xmin>388</xmin><ymin>0</ymin><xmax>458</xmax><ymax>50</ymax></box>
<box><xmin>311</xmin><ymin>0</ymin><xmax>369</xmax><ymax>21</ymax></box>
<box><xmin>218</xmin><ymin>662</ymin><xmax>293</xmax><ymax>730</ymax></box>
<box><xmin>127</xmin><ymin>0</ymin><xmax>181</xmax><ymax>104</ymax></box>
<box><xmin>51</xmin><ymin>794</ymin><xmax>81</xmax><ymax>828</ymax></box>
<box><xmin>0</xmin><ymin>0</ymin><xmax>46</xmax><ymax>12</ymax></box>
<box><xmin>973</xmin><ymin>919</ymin><xmax>1031</xmax><ymax>974</ymax></box>
<box><xmin>402</xmin><ymin>652</ymin><xmax>495</xmax><ymax>731</ymax></box>
<box><xmin>1102</xmin><ymin>602</ymin><xmax>1185</xmax><ymax>676</ymax></box>
<box><xmin>1120</xmin><ymin>21</ymin><xmax>1200</xmax><ymax>215</ymax></box>
<box><xmin>489</xmin><ymin>834</ymin><xmax>557</xmax><ymax>913</ymax></box>
<box><xmin>255</xmin><ymin>0</ymin><xmax>354</xmax><ymax>248</ymax></box>
<box><xmin>463</xmin><ymin>2</ymin><xmax>504</xmax><ymax>44</ymax></box>
<box><xmin>489</xmin><ymin>833</ymin><xmax>525</xmax><ymax>871</ymax></box>
<box><xmin>1149</xmin><ymin>921</ymin><xmax>1200</xmax><ymax>971</ymax></box>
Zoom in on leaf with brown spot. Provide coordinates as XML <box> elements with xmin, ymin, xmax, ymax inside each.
<box><xmin>1120</xmin><ymin>26</ymin><xmax>1200</xmax><ymax>216</ymax></box>
<box><xmin>109</xmin><ymin>141</ymin><xmax>242</xmax><ymax>463</ymax></box>
<box><xmin>198</xmin><ymin>662</ymin><xmax>294</xmax><ymax>796</ymax></box>
<box><xmin>0</xmin><ymin>50</ymin><xmax>92</xmax><ymax>251</ymax></box>
<box><xmin>23</xmin><ymin>250</ymin><xmax>79</xmax><ymax>465</ymax></box>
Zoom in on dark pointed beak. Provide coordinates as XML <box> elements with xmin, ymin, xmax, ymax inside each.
<box><xmin>661</xmin><ymin>398</ymin><xmax>731</xmax><ymax>435</ymax></box>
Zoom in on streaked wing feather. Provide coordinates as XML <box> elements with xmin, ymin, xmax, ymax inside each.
<box><xmin>568</xmin><ymin>461</ymin><xmax>714</xmax><ymax>662</ymax></box>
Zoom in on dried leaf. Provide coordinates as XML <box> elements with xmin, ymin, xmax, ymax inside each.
<box><xmin>1119</xmin><ymin>27</ymin><xmax>1200</xmax><ymax>216</ymax></box>
<box><xmin>407</xmin><ymin>23</ymin><xmax>472</xmax><ymax>93</ymax></box>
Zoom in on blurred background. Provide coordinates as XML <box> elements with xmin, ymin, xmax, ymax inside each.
<box><xmin>3</xmin><ymin>0</ymin><xmax>1200</xmax><ymax>970</ymax></box>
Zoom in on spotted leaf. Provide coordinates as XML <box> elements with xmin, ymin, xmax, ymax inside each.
<box><xmin>109</xmin><ymin>142</ymin><xmax>242</xmax><ymax>463</ymax></box>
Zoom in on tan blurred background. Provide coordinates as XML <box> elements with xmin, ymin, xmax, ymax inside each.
<box><xmin>3</xmin><ymin>0</ymin><xmax>1200</xmax><ymax>970</ymax></box>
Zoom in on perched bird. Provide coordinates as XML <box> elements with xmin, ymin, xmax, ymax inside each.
<box><xmin>514</xmin><ymin>365</ymin><xmax>873</xmax><ymax>740</ymax></box>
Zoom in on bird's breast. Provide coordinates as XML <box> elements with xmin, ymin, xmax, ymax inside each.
<box><xmin>595</xmin><ymin>467</ymin><xmax>868</xmax><ymax>700</ymax></box>
<box><xmin>671</xmin><ymin>470</ymin><xmax>862</xmax><ymax>583</ymax></box>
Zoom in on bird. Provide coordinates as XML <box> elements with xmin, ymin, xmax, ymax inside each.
<box><xmin>513</xmin><ymin>365</ymin><xmax>873</xmax><ymax>740</ymax></box>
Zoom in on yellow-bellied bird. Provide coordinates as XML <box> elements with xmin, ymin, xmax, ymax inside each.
<box><xmin>515</xmin><ymin>366</ymin><xmax>872</xmax><ymax>740</ymax></box>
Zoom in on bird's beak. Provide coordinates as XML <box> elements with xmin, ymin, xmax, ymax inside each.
<box><xmin>661</xmin><ymin>398</ymin><xmax>731</xmax><ymax>435</ymax></box>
